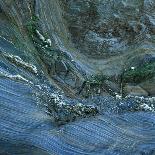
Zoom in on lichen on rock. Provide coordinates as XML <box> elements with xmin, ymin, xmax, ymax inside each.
<box><xmin>47</xmin><ymin>93</ymin><xmax>99</xmax><ymax>125</ymax></box>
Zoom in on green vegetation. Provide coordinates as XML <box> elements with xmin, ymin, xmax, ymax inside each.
<box><xmin>123</xmin><ymin>62</ymin><xmax>155</xmax><ymax>83</ymax></box>
<box><xmin>87</xmin><ymin>73</ymin><xmax>107</xmax><ymax>86</ymax></box>
<box><xmin>26</xmin><ymin>15</ymin><xmax>39</xmax><ymax>36</ymax></box>
<box><xmin>80</xmin><ymin>73</ymin><xmax>107</xmax><ymax>98</ymax></box>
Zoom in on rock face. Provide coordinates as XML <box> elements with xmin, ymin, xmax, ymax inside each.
<box><xmin>1</xmin><ymin>0</ymin><xmax>155</xmax><ymax>155</ymax></box>
<box><xmin>0</xmin><ymin>0</ymin><xmax>155</xmax><ymax>97</ymax></box>
<box><xmin>124</xmin><ymin>84</ymin><xmax>149</xmax><ymax>97</ymax></box>
<box><xmin>140</xmin><ymin>77</ymin><xmax>155</xmax><ymax>96</ymax></box>
<box><xmin>60</xmin><ymin>0</ymin><xmax>155</xmax><ymax>97</ymax></box>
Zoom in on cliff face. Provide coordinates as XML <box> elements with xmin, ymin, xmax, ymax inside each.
<box><xmin>59</xmin><ymin>0</ymin><xmax>155</xmax><ymax>97</ymax></box>
<box><xmin>1</xmin><ymin>0</ymin><xmax>155</xmax><ymax>97</ymax></box>
<box><xmin>0</xmin><ymin>1</ymin><xmax>155</xmax><ymax>155</ymax></box>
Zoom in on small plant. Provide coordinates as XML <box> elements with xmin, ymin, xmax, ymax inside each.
<box><xmin>123</xmin><ymin>62</ymin><xmax>155</xmax><ymax>83</ymax></box>
<box><xmin>87</xmin><ymin>73</ymin><xmax>107</xmax><ymax>86</ymax></box>
<box><xmin>26</xmin><ymin>15</ymin><xmax>39</xmax><ymax>36</ymax></box>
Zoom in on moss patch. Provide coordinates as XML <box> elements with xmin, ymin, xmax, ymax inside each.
<box><xmin>79</xmin><ymin>74</ymin><xmax>108</xmax><ymax>98</ymax></box>
<box><xmin>123</xmin><ymin>62</ymin><xmax>155</xmax><ymax>83</ymax></box>
<box><xmin>86</xmin><ymin>74</ymin><xmax>107</xmax><ymax>86</ymax></box>
<box><xmin>26</xmin><ymin>15</ymin><xmax>39</xmax><ymax>37</ymax></box>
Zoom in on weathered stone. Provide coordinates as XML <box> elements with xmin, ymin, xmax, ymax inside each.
<box><xmin>140</xmin><ymin>54</ymin><xmax>155</xmax><ymax>65</ymax></box>
<box><xmin>140</xmin><ymin>77</ymin><xmax>155</xmax><ymax>96</ymax></box>
<box><xmin>104</xmin><ymin>80</ymin><xmax>120</xmax><ymax>93</ymax></box>
<box><xmin>124</xmin><ymin>84</ymin><xmax>149</xmax><ymax>97</ymax></box>
<box><xmin>55</xmin><ymin>60</ymin><xmax>68</xmax><ymax>77</ymax></box>
<box><xmin>64</xmin><ymin>71</ymin><xmax>77</xmax><ymax>88</ymax></box>
<box><xmin>1</xmin><ymin>0</ymin><xmax>155</xmax><ymax>99</ymax></box>
<box><xmin>1</xmin><ymin>1</ymin><xmax>155</xmax><ymax>155</ymax></box>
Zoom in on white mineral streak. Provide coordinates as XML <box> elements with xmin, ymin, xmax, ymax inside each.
<box><xmin>36</xmin><ymin>30</ymin><xmax>52</xmax><ymax>46</ymax></box>
<box><xmin>126</xmin><ymin>95</ymin><xmax>155</xmax><ymax>103</ymax></box>
<box><xmin>148</xmin><ymin>97</ymin><xmax>155</xmax><ymax>103</ymax></box>
<box><xmin>125</xmin><ymin>95</ymin><xmax>155</xmax><ymax>112</ymax></box>
<box><xmin>36</xmin><ymin>30</ymin><xmax>45</xmax><ymax>41</ymax></box>
<box><xmin>0</xmin><ymin>71</ymin><xmax>32</xmax><ymax>84</ymax></box>
<box><xmin>51</xmin><ymin>93</ymin><xmax>66</xmax><ymax>107</ymax></box>
<box><xmin>115</xmin><ymin>93</ymin><xmax>122</xmax><ymax>100</ymax></box>
<box><xmin>46</xmin><ymin>39</ymin><xmax>52</xmax><ymax>46</ymax></box>
<box><xmin>140</xmin><ymin>103</ymin><xmax>154</xmax><ymax>111</ymax></box>
<box><xmin>3</xmin><ymin>53</ymin><xmax>37</xmax><ymax>74</ymax></box>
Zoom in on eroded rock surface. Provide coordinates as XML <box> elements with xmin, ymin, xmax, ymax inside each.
<box><xmin>0</xmin><ymin>0</ymin><xmax>155</xmax><ymax>155</ymax></box>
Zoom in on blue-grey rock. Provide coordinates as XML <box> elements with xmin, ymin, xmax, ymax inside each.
<box><xmin>0</xmin><ymin>0</ymin><xmax>155</xmax><ymax>155</ymax></box>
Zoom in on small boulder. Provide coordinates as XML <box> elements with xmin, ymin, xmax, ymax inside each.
<box><xmin>140</xmin><ymin>77</ymin><xmax>155</xmax><ymax>96</ymax></box>
<box><xmin>124</xmin><ymin>84</ymin><xmax>148</xmax><ymax>97</ymax></box>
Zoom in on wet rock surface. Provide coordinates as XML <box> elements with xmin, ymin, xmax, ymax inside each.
<box><xmin>0</xmin><ymin>0</ymin><xmax>155</xmax><ymax>155</ymax></box>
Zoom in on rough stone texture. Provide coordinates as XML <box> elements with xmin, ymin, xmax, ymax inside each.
<box><xmin>140</xmin><ymin>77</ymin><xmax>155</xmax><ymax>96</ymax></box>
<box><xmin>1</xmin><ymin>0</ymin><xmax>155</xmax><ymax>97</ymax></box>
<box><xmin>1</xmin><ymin>0</ymin><xmax>155</xmax><ymax>155</ymax></box>
<box><xmin>124</xmin><ymin>84</ymin><xmax>149</xmax><ymax>97</ymax></box>
<box><xmin>59</xmin><ymin>0</ymin><xmax>155</xmax><ymax>96</ymax></box>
